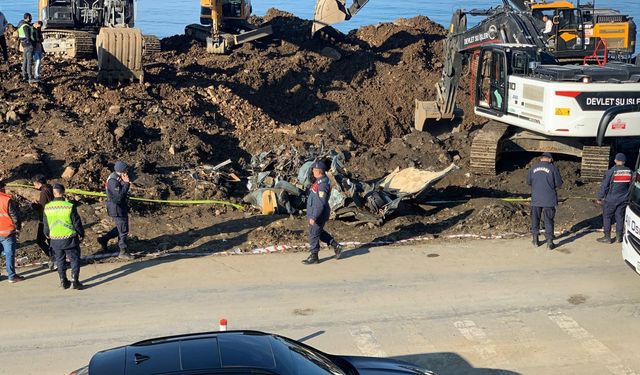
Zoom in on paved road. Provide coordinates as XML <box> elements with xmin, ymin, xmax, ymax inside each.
<box><xmin>2</xmin><ymin>232</ymin><xmax>639</xmax><ymax>375</ymax></box>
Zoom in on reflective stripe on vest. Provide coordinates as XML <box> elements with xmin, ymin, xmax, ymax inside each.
<box><xmin>44</xmin><ymin>201</ymin><xmax>76</xmax><ymax>239</ymax></box>
<box><xmin>0</xmin><ymin>192</ymin><xmax>16</xmax><ymax>237</ymax></box>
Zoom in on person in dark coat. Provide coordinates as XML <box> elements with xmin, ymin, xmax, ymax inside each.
<box><xmin>527</xmin><ymin>152</ymin><xmax>564</xmax><ymax>250</ymax></box>
<box><xmin>597</xmin><ymin>153</ymin><xmax>632</xmax><ymax>244</ymax></box>
<box><xmin>302</xmin><ymin>161</ymin><xmax>343</xmax><ymax>265</ymax></box>
<box><xmin>32</xmin><ymin>20</ymin><xmax>44</xmax><ymax>81</ymax></box>
<box><xmin>31</xmin><ymin>175</ymin><xmax>54</xmax><ymax>269</ymax></box>
<box><xmin>98</xmin><ymin>160</ymin><xmax>134</xmax><ymax>260</ymax></box>
<box><xmin>0</xmin><ymin>10</ymin><xmax>9</xmax><ymax>64</ymax></box>
<box><xmin>16</xmin><ymin>13</ymin><xmax>36</xmax><ymax>82</ymax></box>
<box><xmin>43</xmin><ymin>184</ymin><xmax>85</xmax><ymax>290</ymax></box>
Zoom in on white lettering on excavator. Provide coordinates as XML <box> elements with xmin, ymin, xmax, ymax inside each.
<box><xmin>586</xmin><ymin>97</ymin><xmax>640</xmax><ymax>106</ymax></box>
<box><xmin>464</xmin><ymin>32</ymin><xmax>491</xmax><ymax>45</ymax></box>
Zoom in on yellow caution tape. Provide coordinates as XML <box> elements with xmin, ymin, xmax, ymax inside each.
<box><xmin>6</xmin><ymin>183</ymin><xmax>245</xmax><ymax>210</ymax></box>
<box><xmin>424</xmin><ymin>196</ymin><xmax>596</xmax><ymax>205</ymax></box>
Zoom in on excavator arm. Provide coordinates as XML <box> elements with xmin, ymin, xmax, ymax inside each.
<box><xmin>312</xmin><ymin>0</ymin><xmax>370</xmax><ymax>35</ymax></box>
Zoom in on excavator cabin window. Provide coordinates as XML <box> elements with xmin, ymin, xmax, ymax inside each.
<box><xmin>477</xmin><ymin>49</ymin><xmax>507</xmax><ymax>114</ymax></box>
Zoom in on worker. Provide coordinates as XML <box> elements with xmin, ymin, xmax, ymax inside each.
<box><xmin>32</xmin><ymin>21</ymin><xmax>44</xmax><ymax>82</ymax></box>
<box><xmin>0</xmin><ymin>180</ymin><xmax>24</xmax><ymax>283</ymax></box>
<box><xmin>527</xmin><ymin>152</ymin><xmax>563</xmax><ymax>250</ymax></box>
<box><xmin>542</xmin><ymin>15</ymin><xmax>554</xmax><ymax>38</ymax></box>
<box><xmin>302</xmin><ymin>161</ymin><xmax>343</xmax><ymax>265</ymax></box>
<box><xmin>17</xmin><ymin>13</ymin><xmax>36</xmax><ymax>82</ymax></box>
<box><xmin>43</xmin><ymin>184</ymin><xmax>84</xmax><ymax>290</ymax></box>
<box><xmin>32</xmin><ymin>175</ymin><xmax>54</xmax><ymax>270</ymax></box>
<box><xmin>0</xmin><ymin>9</ymin><xmax>9</xmax><ymax>64</ymax></box>
<box><xmin>98</xmin><ymin>161</ymin><xmax>134</xmax><ymax>260</ymax></box>
<box><xmin>597</xmin><ymin>153</ymin><xmax>632</xmax><ymax>244</ymax></box>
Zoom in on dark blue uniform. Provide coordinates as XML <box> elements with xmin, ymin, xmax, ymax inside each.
<box><xmin>102</xmin><ymin>172</ymin><xmax>130</xmax><ymax>251</ymax></box>
<box><xmin>43</xmin><ymin>198</ymin><xmax>84</xmax><ymax>284</ymax></box>
<box><xmin>527</xmin><ymin>161</ymin><xmax>563</xmax><ymax>241</ymax></box>
<box><xmin>307</xmin><ymin>176</ymin><xmax>335</xmax><ymax>255</ymax></box>
<box><xmin>598</xmin><ymin>165</ymin><xmax>632</xmax><ymax>237</ymax></box>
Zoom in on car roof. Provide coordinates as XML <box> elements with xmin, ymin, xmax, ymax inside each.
<box><xmin>90</xmin><ymin>331</ymin><xmax>283</xmax><ymax>375</ymax></box>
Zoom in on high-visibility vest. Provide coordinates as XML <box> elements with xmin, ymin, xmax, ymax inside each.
<box><xmin>44</xmin><ymin>200</ymin><xmax>77</xmax><ymax>240</ymax></box>
<box><xmin>0</xmin><ymin>192</ymin><xmax>16</xmax><ymax>237</ymax></box>
<box><xmin>17</xmin><ymin>23</ymin><xmax>30</xmax><ymax>39</ymax></box>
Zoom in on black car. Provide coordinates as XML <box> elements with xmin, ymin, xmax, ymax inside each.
<box><xmin>69</xmin><ymin>330</ymin><xmax>435</xmax><ymax>375</ymax></box>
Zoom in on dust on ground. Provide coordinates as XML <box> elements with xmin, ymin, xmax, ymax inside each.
<box><xmin>0</xmin><ymin>9</ymin><xmax>605</xmax><ymax>267</ymax></box>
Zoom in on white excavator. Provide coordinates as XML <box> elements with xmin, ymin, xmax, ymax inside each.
<box><xmin>313</xmin><ymin>0</ymin><xmax>640</xmax><ymax>180</ymax></box>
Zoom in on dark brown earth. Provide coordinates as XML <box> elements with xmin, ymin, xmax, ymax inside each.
<box><xmin>0</xmin><ymin>10</ymin><xmax>605</xmax><ymax>267</ymax></box>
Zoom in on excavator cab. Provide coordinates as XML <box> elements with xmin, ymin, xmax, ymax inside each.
<box><xmin>550</xmin><ymin>8</ymin><xmax>585</xmax><ymax>53</ymax></box>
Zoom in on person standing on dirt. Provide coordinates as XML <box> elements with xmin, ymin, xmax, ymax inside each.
<box><xmin>44</xmin><ymin>184</ymin><xmax>85</xmax><ymax>290</ymax></box>
<box><xmin>98</xmin><ymin>160</ymin><xmax>134</xmax><ymax>260</ymax></box>
<box><xmin>17</xmin><ymin>13</ymin><xmax>36</xmax><ymax>82</ymax></box>
<box><xmin>32</xmin><ymin>175</ymin><xmax>55</xmax><ymax>270</ymax></box>
<box><xmin>527</xmin><ymin>152</ymin><xmax>563</xmax><ymax>250</ymax></box>
<box><xmin>32</xmin><ymin>21</ymin><xmax>44</xmax><ymax>82</ymax></box>
<box><xmin>0</xmin><ymin>180</ymin><xmax>24</xmax><ymax>283</ymax></box>
<box><xmin>0</xmin><ymin>10</ymin><xmax>9</xmax><ymax>64</ymax></box>
<box><xmin>302</xmin><ymin>161</ymin><xmax>343</xmax><ymax>265</ymax></box>
<box><xmin>596</xmin><ymin>153</ymin><xmax>632</xmax><ymax>244</ymax></box>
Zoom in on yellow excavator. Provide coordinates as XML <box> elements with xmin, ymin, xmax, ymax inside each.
<box><xmin>185</xmin><ymin>0</ymin><xmax>272</xmax><ymax>54</ymax></box>
<box><xmin>38</xmin><ymin>0</ymin><xmax>160</xmax><ymax>83</ymax></box>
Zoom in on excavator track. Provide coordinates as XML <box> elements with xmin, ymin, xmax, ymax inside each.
<box><xmin>581</xmin><ymin>145</ymin><xmax>611</xmax><ymax>182</ymax></box>
<box><xmin>470</xmin><ymin>121</ymin><xmax>510</xmax><ymax>175</ymax></box>
<box><xmin>42</xmin><ymin>29</ymin><xmax>96</xmax><ymax>59</ymax></box>
<box><xmin>143</xmin><ymin>35</ymin><xmax>161</xmax><ymax>55</ymax></box>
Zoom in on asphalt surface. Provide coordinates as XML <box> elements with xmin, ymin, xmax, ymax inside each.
<box><xmin>1</xmin><ymin>232</ymin><xmax>639</xmax><ymax>375</ymax></box>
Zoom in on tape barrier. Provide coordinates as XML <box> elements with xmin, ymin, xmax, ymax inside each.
<box><xmin>6</xmin><ymin>183</ymin><xmax>245</xmax><ymax>210</ymax></box>
<box><xmin>423</xmin><ymin>196</ymin><xmax>596</xmax><ymax>205</ymax></box>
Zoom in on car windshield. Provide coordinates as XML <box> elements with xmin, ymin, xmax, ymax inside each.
<box><xmin>275</xmin><ymin>337</ymin><xmax>346</xmax><ymax>375</ymax></box>
<box><xmin>630</xmin><ymin>170</ymin><xmax>640</xmax><ymax>211</ymax></box>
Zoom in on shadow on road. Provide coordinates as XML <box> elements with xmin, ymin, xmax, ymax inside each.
<box><xmin>394</xmin><ymin>352</ymin><xmax>521</xmax><ymax>375</ymax></box>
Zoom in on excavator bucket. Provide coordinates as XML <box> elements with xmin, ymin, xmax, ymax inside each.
<box><xmin>96</xmin><ymin>28</ymin><xmax>144</xmax><ymax>83</ymax></box>
<box><xmin>313</xmin><ymin>0</ymin><xmax>349</xmax><ymax>35</ymax></box>
<box><xmin>414</xmin><ymin>100</ymin><xmax>443</xmax><ymax>131</ymax></box>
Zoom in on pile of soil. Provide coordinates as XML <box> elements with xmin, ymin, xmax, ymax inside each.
<box><xmin>0</xmin><ymin>10</ymin><xmax>604</xmax><ymax>267</ymax></box>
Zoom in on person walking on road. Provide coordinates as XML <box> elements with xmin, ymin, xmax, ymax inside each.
<box><xmin>0</xmin><ymin>180</ymin><xmax>24</xmax><ymax>283</ymax></box>
<box><xmin>0</xmin><ymin>10</ymin><xmax>9</xmax><ymax>64</ymax></box>
<box><xmin>302</xmin><ymin>161</ymin><xmax>343</xmax><ymax>265</ymax></box>
<box><xmin>32</xmin><ymin>175</ymin><xmax>55</xmax><ymax>269</ymax></box>
<box><xmin>17</xmin><ymin>13</ymin><xmax>36</xmax><ymax>82</ymax></box>
<box><xmin>527</xmin><ymin>152</ymin><xmax>563</xmax><ymax>250</ymax></box>
<box><xmin>98</xmin><ymin>160</ymin><xmax>134</xmax><ymax>260</ymax></box>
<box><xmin>44</xmin><ymin>184</ymin><xmax>85</xmax><ymax>290</ymax></box>
<box><xmin>597</xmin><ymin>153</ymin><xmax>632</xmax><ymax>244</ymax></box>
<box><xmin>32</xmin><ymin>21</ymin><xmax>44</xmax><ymax>82</ymax></box>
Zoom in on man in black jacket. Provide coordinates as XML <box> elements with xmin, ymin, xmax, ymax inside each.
<box><xmin>32</xmin><ymin>175</ymin><xmax>54</xmax><ymax>269</ymax></box>
<box><xmin>597</xmin><ymin>153</ymin><xmax>632</xmax><ymax>244</ymax></box>
<box><xmin>527</xmin><ymin>152</ymin><xmax>564</xmax><ymax>250</ymax></box>
<box><xmin>43</xmin><ymin>184</ymin><xmax>85</xmax><ymax>290</ymax></box>
<box><xmin>98</xmin><ymin>160</ymin><xmax>134</xmax><ymax>260</ymax></box>
<box><xmin>16</xmin><ymin>13</ymin><xmax>36</xmax><ymax>82</ymax></box>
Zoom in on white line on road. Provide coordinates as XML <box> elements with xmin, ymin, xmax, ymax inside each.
<box><xmin>349</xmin><ymin>325</ymin><xmax>388</xmax><ymax>357</ymax></box>
<box><xmin>454</xmin><ymin>319</ymin><xmax>511</xmax><ymax>367</ymax></box>
<box><xmin>548</xmin><ymin>311</ymin><xmax>638</xmax><ymax>375</ymax></box>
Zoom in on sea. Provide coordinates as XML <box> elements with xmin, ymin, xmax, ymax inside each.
<box><xmin>1</xmin><ymin>0</ymin><xmax>639</xmax><ymax>48</ymax></box>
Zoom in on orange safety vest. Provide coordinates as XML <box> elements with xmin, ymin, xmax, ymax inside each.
<box><xmin>0</xmin><ymin>192</ymin><xmax>16</xmax><ymax>237</ymax></box>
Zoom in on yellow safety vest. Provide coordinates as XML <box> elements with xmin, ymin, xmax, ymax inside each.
<box><xmin>44</xmin><ymin>200</ymin><xmax>76</xmax><ymax>239</ymax></box>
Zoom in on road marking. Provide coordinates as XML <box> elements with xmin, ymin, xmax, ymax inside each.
<box><xmin>349</xmin><ymin>325</ymin><xmax>387</xmax><ymax>357</ymax></box>
<box><xmin>454</xmin><ymin>319</ymin><xmax>511</xmax><ymax>367</ymax></box>
<box><xmin>548</xmin><ymin>311</ymin><xmax>638</xmax><ymax>375</ymax></box>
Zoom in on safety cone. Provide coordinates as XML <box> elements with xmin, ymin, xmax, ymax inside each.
<box><xmin>219</xmin><ymin>318</ymin><xmax>228</xmax><ymax>331</ymax></box>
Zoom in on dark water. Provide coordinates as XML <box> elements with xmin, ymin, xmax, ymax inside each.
<box><xmin>2</xmin><ymin>0</ymin><xmax>639</xmax><ymax>45</ymax></box>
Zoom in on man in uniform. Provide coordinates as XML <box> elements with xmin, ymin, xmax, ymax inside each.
<box><xmin>527</xmin><ymin>152</ymin><xmax>563</xmax><ymax>250</ymax></box>
<box><xmin>98</xmin><ymin>160</ymin><xmax>134</xmax><ymax>260</ymax></box>
<box><xmin>302</xmin><ymin>161</ymin><xmax>343</xmax><ymax>265</ymax></box>
<box><xmin>0</xmin><ymin>180</ymin><xmax>24</xmax><ymax>283</ymax></box>
<box><xmin>16</xmin><ymin>13</ymin><xmax>36</xmax><ymax>82</ymax></box>
<box><xmin>32</xmin><ymin>175</ymin><xmax>54</xmax><ymax>270</ymax></box>
<box><xmin>597</xmin><ymin>153</ymin><xmax>632</xmax><ymax>244</ymax></box>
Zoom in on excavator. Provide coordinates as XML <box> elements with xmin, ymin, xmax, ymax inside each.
<box><xmin>38</xmin><ymin>0</ymin><xmax>160</xmax><ymax>82</ymax></box>
<box><xmin>185</xmin><ymin>0</ymin><xmax>272</xmax><ymax>54</ymax></box>
<box><xmin>312</xmin><ymin>0</ymin><xmax>640</xmax><ymax>179</ymax></box>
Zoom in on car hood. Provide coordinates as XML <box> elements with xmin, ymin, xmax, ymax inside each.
<box><xmin>339</xmin><ymin>356</ymin><xmax>435</xmax><ymax>375</ymax></box>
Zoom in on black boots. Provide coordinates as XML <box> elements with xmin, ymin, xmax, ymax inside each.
<box><xmin>97</xmin><ymin>237</ymin><xmax>109</xmax><ymax>252</ymax></box>
<box><xmin>597</xmin><ymin>235</ymin><xmax>614</xmax><ymax>244</ymax></box>
<box><xmin>72</xmin><ymin>280</ymin><xmax>84</xmax><ymax>290</ymax></box>
<box><xmin>60</xmin><ymin>278</ymin><xmax>71</xmax><ymax>289</ymax></box>
<box><xmin>302</xmin><ymin>253</ymin><xmax>319</xmax><ymax>265</ymax></box>
<box><xmin>331</xmin><ymin>241</ymin><xmax>343</xmax><ymax>260</ymax></box>
<box><xmin>118</xmin><ymin>249</ymin><xmax>134</xmax><ymax>260</ymax></box>
<box><xmin>532</xmin><ymin>235</ymin><xmax>539</xmax><ymax>247</ymax></box>
<box><xmin>547</xmin><ymin>240</ymin><xmax>555</xmax><ymax>250</ymax></box>
<box><xmin>617</xmin><ymin>233</ymin><xmax>624</xmax><ymax>243</ymax></box>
